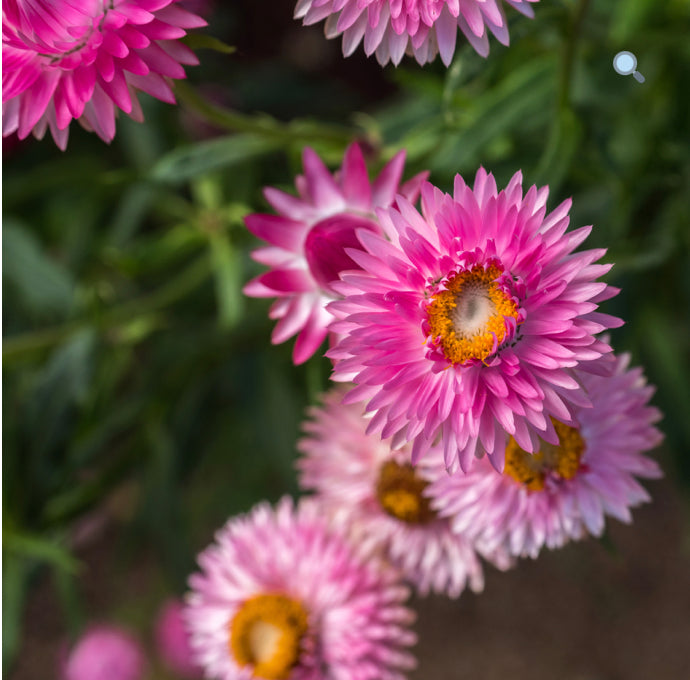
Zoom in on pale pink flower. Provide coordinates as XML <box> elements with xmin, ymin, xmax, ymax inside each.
<box><xmin>297</xmin><ymin>386</ymin><xmax>512</xmax><ymax>597</ymax></box>
<box><xmin>428</xmin><ymin>353</ymin><xmax>663</xmax><ymax>558</ymax></box>
<box><xmin>62</xmin><ymin>625</ymin><xmax>145</xmax><ymax>680</ymax></box>
<box><xmin>327</xmin><ymin>169</ymin><xmax>622</xmax><ymax>472</ymax></box>
<box><xmin>243</xmin><ymin>143</ymin><xmax>428</xmax><ymax>364</ymax></box>
<box><xmin>155</xmin><ymin>599</ymin><xmax>203</xmax><ymax>678</ymax></box>
<box><xmin>185</xmin><ymin>497</ymin><xmax>417</xmax><ymax>680</ymax></box>
<box><xmin>294</xmin><ymin>0</ymin><xmax>540</xmax><ymax>66</ymax></box>
<box><xmin>2</xmin><ymin>0</ymin><xmax>206</xmax><ymax>149</ymax></box>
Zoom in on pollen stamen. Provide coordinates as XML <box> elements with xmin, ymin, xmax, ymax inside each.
<box><xmin>376</xmin><ymin>460</ymin><xmax>435</xmax><ymax>524</ymax></box>
<box><xmin>426</xmin><ymin>264</ymin><xmax>518</xmax><ymax>365</ymax></box>
<box><xmin>504</xmin><ymin>420</ymin><xmax>586</xmax><ymax>492</ymax></box>
<box><xmin>229</xmin><ymin>593</ymin><xmax>308</xmax><ymax>680</ymax></box>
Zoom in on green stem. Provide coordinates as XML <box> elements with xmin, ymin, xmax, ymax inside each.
<box><xmin>3</xmin><ymin>256</ymin><xmax>211</xmax><ymax>361</ymax></box>
<box><xmin>559</xmin><ymin>0</ymin><xmax>591</xmax><ymax>110</ymax></box>
<box><xmin>175</xmin><ymin>81</ymin><xmax>357</xmax><ymax>147</ymax></box>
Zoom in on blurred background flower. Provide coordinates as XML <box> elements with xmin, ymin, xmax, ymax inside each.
<box><xmin>297</xmin><ymin>385</ymin><xmax>511</xmax><ymax>598</ymax></box>
<box><xmin>155</xmin><ymin>599</ymin><xmax>204</xmax><ymax>678</ymax></box>
<box><xmin>243</xmin><ymin>143</ymin><xmax>426</xmax><ymax>363</ymax></box>
<box><xmin>61</xmin><ymin>625</ymin><xmax>145</xmax><ymax>680</ymax></box>
<box><xmin>294</xmin><ymin>0</ymin><xmax>541</xmax><ymax>66</ymax></box>
<box><xmin>429</xmin><ymin>352</ymin><xmax>664</xmax><ymax>558</ymax></box>
<box><xmin>186</xmin><ymin>498</ymin><xmax>416</xmax><ymax>679</ymax></box>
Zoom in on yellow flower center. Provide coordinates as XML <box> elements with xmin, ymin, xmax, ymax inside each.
<box><xmin>229</xmin><ymin>593</ymin><xmax>308</xmax><ymax>680</ymax></box>
<box><xmin>504</xmin><ymin>420</ymin><xmax>585</xmax><ymax>492</ymax></box>
<box><xmin>375</xmin><ymin>460</ymin><xmax>435</xmax><ymax>524</ymax></box>
<box><xmin>426</xmin><ymin>264</ymin><xmax>519</xmax><ymax>364</ymax></box>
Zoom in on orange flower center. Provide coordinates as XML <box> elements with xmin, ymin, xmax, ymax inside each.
<box><xmin>504</xmin><ymin>420</ymin><xmax>585</xmax><ymax>492</ymax></box>
<box><xmin>229</xmin><ymin>593</ymin><xmax>308</xmax><ymax>680</ymax></box>
<box><xmin>375</xmin><ymin>460</ymin><xmax>435</xmax><ymax>524</ymax></box>
<box><xmin>426</xmin><ymin>264</ymin><xmax>518</xmax><ymax>364</ymax></box>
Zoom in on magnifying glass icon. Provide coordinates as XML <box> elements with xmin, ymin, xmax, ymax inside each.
<box><xmin>613</xmin><ymin>51</ymin><xmax>645</xmax><ymax>83</ymax></box>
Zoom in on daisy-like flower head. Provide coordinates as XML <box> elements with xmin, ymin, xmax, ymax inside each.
<box><xmin>186</xmin><ymin>497</ymin><xmax>417</xmax><ymax>680</ymax></box>
<box><xmin>243</xmin><ymin>143</ymin><xmax>428</xmax><ymax>364</ymax></box>
<box><xmin>327</xmin><ymin>169</ymin><xmax>623</xmax><ymax>472</ymax></box>
<box><xmin>297</xmin><ymin>386</ymin><xmax>512</xmax><ymax>598</ymax></box>
<box><xmin>294</xmin><ymin>0</ymin><xmax>539</xmax><ymax>66</ymax></box>
<box><xmin>2</xmin><ymin>0</ymin><xmax>207</xmax><ymax>149</ymax></box>
<box><xmin>427</xmin><ymin>353</ymin><xmax>664</xmax><ymax>558</ymax></box>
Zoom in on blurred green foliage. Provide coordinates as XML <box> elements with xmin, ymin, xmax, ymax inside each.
<box><xmin>2</xmin><ymin>0</ymin><xmax>689</xmax><ymax>674</ymax></box>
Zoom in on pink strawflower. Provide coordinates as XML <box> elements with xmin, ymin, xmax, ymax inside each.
<box><xmin>297</xmin><ymin>386</ymin><xmax>512</xmax><ymax>597</ymax></box>
<box><xmin>327</xmin><ymin>169</ymin><xmax>623</xmax><ymax>472</ymax></box>
<box><xmin>155</xmin><ymin>599</ymin><xmax>203</xmax><ymax>678</ymax></box>
<box><xmin>2</xmin><ymin>0</ymin><xmax>206</xmax><ymax>150</ymax></box>
<box><xmin>294</xmin><ymin>0</ymin><xmax>539</xmax><ymax>66</ymax></box>
<box><xmin>186</xmin><ymin>497</ymin><xmax>416</xmax><ymax>680</ymax></box>
<box><xmin>243</xmin><ymin>143</ymin><xmax>428</xmax><ymax>364</ymax></box>
<box><xmin>428</xmin><ymin>353</ymin><xmax>663</xmax><ymax>558</ymax></box>
<box><xmin>62</xmin><ymin>625</ymin><xmax>145</xmax><ymax>680</ymax></box>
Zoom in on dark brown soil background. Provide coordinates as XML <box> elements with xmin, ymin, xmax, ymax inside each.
<box><xmin>10</xmin><ymin>474</ymin><xmax>690</xmax><ymax>680</ymax></box>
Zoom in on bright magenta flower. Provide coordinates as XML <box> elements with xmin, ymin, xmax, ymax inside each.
<box><xmin>243</xmin><ymin>143</ymin><xmax>427</xmax><ymax>364</ymax></box>
<box><xmin>185</xmin><ymin>497</ymin><xmax>416</xmax><ymax>680</ymax></box>
<box><xmin>62</xmin><ymin>625</ymin><xmax>145</xmax><ymax>680</ymax></box>
<box><xmin>2</xmin><ymin>0</ymin><xmax>206</xmax><ymax>149</ymax></box>
<box><xmin>294</xmin><ymin>0</ymin><xmax>539</xmax><ymax>66</ymax></box>
<box><xmin>328</xmin><ymin>169</ymin><xmax>622</xmax><ymax>472</ymax></box>
<box><xmin>427</xmin><ymin>353</ymin><xmax>663</xmax><ymax>558</ymax></box>
<box><xmin>297</xmin><ymin>386</ymin><xmax>512</xmax><ymax>598</ymax></box>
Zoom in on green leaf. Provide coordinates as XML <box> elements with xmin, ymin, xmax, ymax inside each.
<box><xmin>28</xmin><ymin>330</ymin><xmax>95</xmax><ymax>418</ymax></box>
<box><xmin>23</xmin><ymin>330</ymin><xmax>96</xmax><ymax>488</ymax></box>
<box><xmin>2</xmin><ymin>555</ymin><xmax>29</xmax><ymax>673</ymax></box>
<box><xmin>42</xmin><ymin>451</ymin><xmax>138</xmax><ymax>525</ymax></box>
<box><xmin>534</xmin><ymin>107</ymin><xmax>583</xmax><ymax>192</ymax></box>
<box><xmin>3</xmin><ymin>531</ymin><xmax>81</xmax><ymax>574</ymax></box>
<box><xmin>68</xmin><ymin>398</ymin><xmax>146</xmax><ymax>469</ymax></box>
<box><xmin>208</xmin><ymin>233</ymin><xmax>243</xmax><ymax>330</ymax></box>
<box><xmin>182</xmin><ymin>33</ymin><xmax>236</xmax><ymax>55</ymax></box>
<box><xmin>375</xmin><ymin>94</ymin><xmax>441</xmax><ymax>147</ymax></box>
<box><xmin>610</xmin><ymin>0</ymin><xmax>656</xmax><ymax>42</ymax></box>
<box><xmin>192</xmin><ymin>174</ymin><xmax>224</xmax><ymax>211</ymax></box>
<box><xmin>117</xmin><ymin>98</ymin><xmax>167</xmax><ymax>170</ymax></box>
<box><xmin>150</xmin><ymin>134</ymin><xmax>278</xmax><ymax>184</ymax></box>
<box><xmin>107</xmin><ymin>184</ymin><xmax>158</xmax><ymax>248</ymax></box>
<box><xmin>107</xmin><ymin>223</ymin><xmax>205</xmax><ymax>275</ymax></box>
<box><xmin>389</xmin><ymin>117</ymin><xmax>444</xmax><ymax>165</ymax></box>
<box><xmin>430</xmin><ymin>58</ymin><xmax>556</xmax><ymax>174</ymax></box>
<box><xmin>138</xmin><ymin>420</ymin><xmax>193</xmax><ymax>583</ymax></box>
<box><xmin>2</xmin><ymin>156</ymin><xmax>107</xmax><ymax>208</ymax></box>
<box><xmin>3</xmin><ymin>218</ymin><xmax>75</xmax><ymax>320</ymax></box>
<box><xmin>174</xmin><ymin>81</ymin><xmax>355</xmax><ymax>147</ymax></box>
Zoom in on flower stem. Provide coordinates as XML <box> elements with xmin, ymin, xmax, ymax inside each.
<box><xmin>559</xmin><ymin>0</ymin><xmax>591</xmax><ymax>110</ymax></box>
<box><xmin>175</xmin><ymin>81</ymin><xmax>358</xmax><ymax>147</ymax></box>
